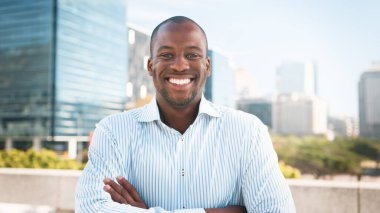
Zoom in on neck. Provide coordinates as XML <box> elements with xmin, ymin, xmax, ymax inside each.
<box><xmin>156</xmin><ymin>96</ymin><xmax>201</xmax><ymax>134</ymax></box>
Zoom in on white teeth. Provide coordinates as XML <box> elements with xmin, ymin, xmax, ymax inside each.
<box><xmin>168</xmin><ymin>78</ymin><xmax>191</xmax><ymax>85</ymax></box>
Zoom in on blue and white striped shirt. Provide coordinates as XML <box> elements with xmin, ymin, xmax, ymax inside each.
<box><xmin>75</xmin><ymin>96</ymin><xmax>295</xmax><ymax>213</ymax></box>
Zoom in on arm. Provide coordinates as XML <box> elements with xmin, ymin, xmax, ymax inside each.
<box><xmin>76</xmin><ymin>121</ymin><xmax>243</xmax><ymax>213</ymax></box>
<box><xmin>242</xmin><ymin>124</ymin><xmax>296</xmax><ymax>212</ymax></box>
<box><xmin>75</xmin><ymin>123</ymin><xmax>134</xmax><ymax>213</ymax></box>
<box><xmin>104</xmin><ymin>176</ymin><xmax>247</xmax><ymax>213</ymax></box>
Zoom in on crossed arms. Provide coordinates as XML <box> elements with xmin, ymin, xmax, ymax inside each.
<box><xmin>103</xmin><ymin>176</ymin><xmax>247</xmax><ymax>213</ymax></box>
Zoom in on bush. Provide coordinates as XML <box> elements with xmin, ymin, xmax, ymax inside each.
<box><xmin>274</xmin><ymin>135</ymin><xmax>380</xmax><ymax>178</ymax></box>
<box><xmin>279</xmin><ymin>161</ymin><xmax>301</xmax><ymax>178</ymax></box>
<box><xmin>0</xmin><ymin>148</ymin><xmax>84</xmax><ymax>170</ymax></box>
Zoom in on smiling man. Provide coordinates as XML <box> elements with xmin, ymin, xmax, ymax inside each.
<box><xmin>75</xmin><ymin>16</ymin><xmax>296</xmax><ymax>213</ymax></box>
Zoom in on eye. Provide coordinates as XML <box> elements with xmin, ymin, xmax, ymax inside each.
<box><xmin>159</xmin><ymin>53</ymin><xmax>174</xmax><ymax>59</ymax></box>
<box><xmin>186</xmin><ymin>53</ymin><xmax>200</xmax><ymax>60</ymax></box>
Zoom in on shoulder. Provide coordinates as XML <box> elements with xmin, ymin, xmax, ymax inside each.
<box><xmin>96</xmin><ymin>107</ymin><xmax>144</xmax><ymax>132</ymax></box>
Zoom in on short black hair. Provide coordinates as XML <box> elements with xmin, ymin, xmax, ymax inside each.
<box><xmin>149</xmin><ymin>16</ymin><xmax>208</xmax><ymax>57</ymax></box>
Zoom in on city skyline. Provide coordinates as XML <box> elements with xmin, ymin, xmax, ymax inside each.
<box><xmin>128</xmin><ymin>0</ymin><xmax>380</xmax><ymax>118</ymax></box>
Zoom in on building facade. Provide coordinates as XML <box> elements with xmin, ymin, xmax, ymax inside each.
<box><xmin>273</xmin><ymin>94</ymin><xmax>327</xmax><ymax>136</ymax></box>
<box><xmin>205</xmin><ymin>49</ymin><xmax>235</xmax><ymax>108</ymax></box>
<box><xmin>358</xmin><ymin>63</ymin><xmax>380</xmax><ymax>139</ymax></box>
<box><xmin>276</xmin><ymin>61</ymin><xmax>317</xmax><ymax>96</ymax></box>
<box><xmin>126</xmin><ymin>24</ymin><xmax>155</xmax><ymax>109</ymax></box>
<box><xmin>237</xmin><ymin>98</ymin><xmax>272</xmax><ymax>128</ymax></box>
<box><xmin>235</xmin><ymin>68</ymin><xmax>255</xmax><ymax>100</ymax></box>
<box><xmin>0</xmin><ymin>0</ymin><xmax>127</xmax><ymax>149</ymax></box>
<box><xmin>328</xmin><ymin>116</ymin><xmax>359</xmax><ymax>138</ymax></box>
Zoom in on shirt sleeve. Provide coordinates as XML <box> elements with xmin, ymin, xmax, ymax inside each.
<box><xmin>75</xmin><ymin>121</ymin><xmax>206</xmax><ymax>213</ymax></box>
<box><xmin>242</xmin><ymin>123</ymin><xmax>296</xmax><ymax>213</ymax></box>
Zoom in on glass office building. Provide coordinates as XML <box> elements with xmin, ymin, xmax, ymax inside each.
<box><xmin>205</xmin><ymin>49</ymin><xmax>236</xmax><ymax>108</ymax></box>
<box><xmin>0</xmin><ymin>0</ymin><xmax>127</xmax><ymax>146</ymax></box>
<box><xmin>358</xmin><ymin>63</ymin><xmax>380</xmax><ymax>139</ymax></box>
<box><xmin>126</xmin><ymin>24</ymin><xmax>155</xmax><ymax>109</ymax></box>
<box><xmin>237</xmin><ymin>98</ymin><xmax>273</xmax><ymax>128</ymax></box>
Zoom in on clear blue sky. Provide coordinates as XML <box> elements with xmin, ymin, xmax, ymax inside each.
<box><xmin>127</xmin><ymin>0</ymin><xmax>380</xmax><ymax>118</ymax></box>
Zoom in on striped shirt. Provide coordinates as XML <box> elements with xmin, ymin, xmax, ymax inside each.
<box><xmin>75</xmin><ymin>96</ymin><xmax>296</xmax><ymax>213</ymax></box>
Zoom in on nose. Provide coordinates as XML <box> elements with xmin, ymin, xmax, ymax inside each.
<box><xmin>170</xmin><ymin>56</ymin><xmax>189</xmax><ymax>72</ymax></box>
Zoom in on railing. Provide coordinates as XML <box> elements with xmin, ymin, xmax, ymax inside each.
<box><xmin>0</xmin><ymin>168</ymin><xmax>379</xmax><ymax>213</ymax></box>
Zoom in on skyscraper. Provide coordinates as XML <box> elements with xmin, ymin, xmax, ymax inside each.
<box><xmin>126</xmin><ymin>24</ymin><xmax>155</xmax><ymax>109</ymax></box>
<box><xmin>273</xmin><ymin>94</ymin><xmax>327</xmax><ymax>136</ymax></box>
<box><xmin>276</xmin><ymin>61</ymin><xmax>317</xmax><ymax>96</ymax></box>
<box><xmin>358</xmin><ymin>62</ymin><xmax>380</xmax><ymax>139</ymax></box>
<box><xmin>235</xmin><ymin>68</ymin><xmax>255</xmax><ymax>100</ymax></box>
<box><xmin>0</xmin><ymin>0</ymin><xmax>127</xmax><ymax>149</ymax></box>
<box><xmin>205</xmin><ymin>48</ymin><xmax>235</xmax><ymax>108</ymax></box>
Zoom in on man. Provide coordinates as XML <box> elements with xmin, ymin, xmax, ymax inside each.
<box><xmin>76</xmin><ymin>16</ymin><xmax>296</xmax><ymax>213</ymax></box>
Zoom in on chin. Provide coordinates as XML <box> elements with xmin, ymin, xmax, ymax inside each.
<box><xmin>161</xmin><ymin>90</ymin><xmax>199</xmax><ymax>108</ymax></box>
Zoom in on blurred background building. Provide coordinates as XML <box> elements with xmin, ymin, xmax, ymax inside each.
<box><xmin>0</xmin><ymin>0</ymin><xmax>128</xmax><ymax>153</ymax></box>
<box><xmin>273</xmin><ymin>94</ymin><xmax>328</xmax><ymax>136</ymax></box>
<box><xmin>204</xmin><ymin>48</ymin><xmax>236</xmax><ymax>108</ymax></box>
<box><xmin>126</xmin><ymin>24</ymin><xmax>154</xmax><ymax>109</ymax></box>
<box><xmin>276</xmin><ymin>61</ymin><xmax>317</xmax><ymax>96</ymax></box>
<box><xmin>358</xmin><ymin>62</ymin><xmax>380</xmax><ymax>139</ymax></box>
<box><xmin>237</xmin><ymin>98</ymin><xmax>273</xmax><ymax>128</ymax></box>
<box><xmin>235</xmin><ymin>68</ymin><xmax>255</xmax><ymax>100</ymax></box>
<box><xmin>273</xmin><ymin>61</ymin><xmax>327</xmax><ymax>136</ymax></box>
<box><xmin>328</xmin><ymin>116</ymin><xmax>359</xmax><ymax>138</ymax></box>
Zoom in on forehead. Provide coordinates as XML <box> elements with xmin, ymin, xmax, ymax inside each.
<box><xmin>152</xmin><ymin>22</ymin><xmax>207</xmax><ymax>51</ymax></box>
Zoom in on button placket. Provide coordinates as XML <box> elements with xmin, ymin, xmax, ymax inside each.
<box><xmin>178</xmin><ymin>135</ymin><xmax>186</xmax><ymax>209</ymax></box>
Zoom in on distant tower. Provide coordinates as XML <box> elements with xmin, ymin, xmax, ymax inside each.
<box><xmin>358</xmin><ymin>62</ymin><xmax>380</xmax><ymax>139</ymax></box>
<box><xmin>273</xmin><ymin>61</ymin><xmax>326</xmax><ymax>136</ymax></box>
<box><xmin>276</xmin><ymin>61</ymin><xmax>317</xmax><ymax>96</ymax></box>
<box><xmin>235</xmin><ymin>68</ymin><xmax>255</xmax><ymax>100</ymax></box>
<box><xmin>205</xmin><ymin>48</ymin><xmax>236</xmax><ymax>108</ymax></box>
<box><xmin>127</xmin><ymin>24</ymin><xmax>155</xmax><ymax>109</ymax></box>
<box><xmin>273</xmin><ymin>94</ymin><xmax>327</xmax><ymax>136</ymax></box>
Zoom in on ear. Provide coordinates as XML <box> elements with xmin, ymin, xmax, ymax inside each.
<box><xmin>147</xmin><ymin>57</ymin><xmax>153</xmax><ymax>76</ymax></box>
<box><xmin>206</xmin><ymin>56</ymin><xmax>211</xmax><ymax>77</ymax></box>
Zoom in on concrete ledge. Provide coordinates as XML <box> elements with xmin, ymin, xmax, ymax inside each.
<box><xmin>1</xmin><ymin>168</ymin><xmax>380</xmax><ymax>212</ymax></box>
<box><xmin>0</xmin><ymin>168</ymin><xmax>81</xmax><ymax>211</ymax></box>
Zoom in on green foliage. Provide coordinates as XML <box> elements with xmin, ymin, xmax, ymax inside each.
<box><xmin>274</xmin><ymin>135</ymin><xmax>380</xmax><ymax>178</ymax></box>
<box><xmin>279</xmin><ymin>161</ymin><xmax>301</xmax><ymax>178</ymax></box>
<box><xmin>0</xmin><ymin>148</ymin><xmax>84</xmax><ymax>170</ymax></box>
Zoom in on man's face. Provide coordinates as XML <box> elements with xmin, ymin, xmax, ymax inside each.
<box><xmin>148</xmin><ymin>21</ymin><xmax>210</xmax><ymax>108</ymax></box>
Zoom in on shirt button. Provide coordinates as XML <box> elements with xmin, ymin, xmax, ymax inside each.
<box><xmin>179</xmin><ymin>137</ymin><xmax>184</xmax><ymax>142</ymax></box>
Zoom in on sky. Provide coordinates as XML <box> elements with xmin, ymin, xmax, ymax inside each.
<box><xmin>127</xmin><ymin>0</ymin><xmax>380</xmax><ymax>118</ymax></box>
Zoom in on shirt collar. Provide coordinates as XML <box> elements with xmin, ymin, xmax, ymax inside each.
<box><xmin>137</xmin><ymin>94</ymin><xmax>221</xmax><ymax>122</ymax></box>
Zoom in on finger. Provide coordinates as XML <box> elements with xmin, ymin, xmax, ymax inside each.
<box><xmin>104</xmin><ymin>177</ymin><xmax>135</xmax><ymax>204</ymax></box>
<box><xmin>103</xmin><ymin>178</ymin><xmax>122</xmax><ymax>194</ymax></box>
<box><xmin>116</xmin><ymin>176</ymin><xmax>143</xmax><ymax>202</ymax></box>
<box><xmin>103</xmin><ymin>184</ymin><xmax>128</xmax><ymax>204</ymax></box>
<box><xmin>120</xmin><ymin>187</ymin><xmax>136</xmax><ymax>204</ymax></box>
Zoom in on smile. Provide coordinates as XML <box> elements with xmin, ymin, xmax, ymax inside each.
<box><xmin>167</xmin><ymin>78</ymin><xmax>193</xmax><ymax>85</ymax></box>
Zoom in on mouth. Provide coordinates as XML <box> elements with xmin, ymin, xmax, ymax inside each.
<box><xmin>166</xmin><ymin>77</ymin><xmax>195</xmax><ymax>86</ymax></box>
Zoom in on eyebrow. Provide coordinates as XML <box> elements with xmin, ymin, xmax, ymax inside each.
<box><xmin>186</xmin><ymin>46</ymin><xmax>203</xmax><ymax>52</ymax></box>
<box><xmin>157</xmin><ymin>46</ymin><xmax>174</xmax><ymax>52</ymax></box>
<box><xmin>156</xmin><ymin>45</ymin><xmax>204</xmax><ymax>52</ymax></box>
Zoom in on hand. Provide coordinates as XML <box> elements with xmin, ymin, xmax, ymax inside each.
<box><xmin>103</xmin><ymin>176</ymin><xmax>148</xmax><ymax>209</ymax></box>
<box><xmin>205</xmin><ymin>205</ymin><xmax>247</xmax><ymax>213</ymax></box>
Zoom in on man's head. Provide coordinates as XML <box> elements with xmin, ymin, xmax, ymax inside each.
<box><xmin>148</xmin><ymin>16</ymin><xmax>211</xmax><ymax>109</ymax></box>
<box><xmin>150</xmin><ymin>16</ymin><xmax>208</xmax><ymax>57</ymax></box>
